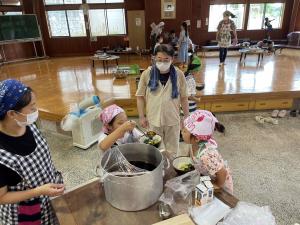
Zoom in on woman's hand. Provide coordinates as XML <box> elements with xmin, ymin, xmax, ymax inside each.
<box><xmin>139</xmin><ymin>117</ymin><xmax>149</xmax><ymax>128</ymax></box>
<box><xmin>35</xmin><ymin>183</ymin><xmax>65</xmax><ymax>197</ymax></box>
<box><xmin>232</xmin><ymin>38</ymin><xmax>238</xmax><ymax>46</ymax></box>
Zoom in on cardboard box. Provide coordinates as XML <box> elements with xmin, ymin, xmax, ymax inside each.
<box><xmin>203</xmin><ymin>180</ymin><xmax>214</xmax><ymax>203</ymax></box>
<box><xmin>195</xmin><ymin>176</ymin><xmax>214</xmax><ymax>206</ymax></box>
<box><xmin>195</xmin><ymin>183</ymin><xmax>208</xmax><ymax>206</ymax></box>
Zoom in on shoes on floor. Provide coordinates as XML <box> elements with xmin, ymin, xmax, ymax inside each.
<box><xmin>264</xmin><ymin>117</ymin><xmax>279</xmax><ymax>125</ymax></box>
<box><xmin>271</xmin><ymin>110</ymin><xmax>279</xmax><ymax>118</ymax></box>
<box><xmin>272</xmin><ymin>110</ymin><xmax>287</xmax><ymax>118</ymax></box>
<box><xmin>278</xmin><ymin>110</ymin><xmax>287</xmax><ymax>118</ymax></box>
<box><xmin>255</xmin><ymin>116</ymin><xmax>278</xmax><ymax>125</ymax></box>
<box><xmin>255</xmin><ymin>116</ymin><xmax>265</xmax><ymax>124</ymax></box>
<box><xmin>290</xmin><ymin>110</ymin><xmax>297</xmax><ymax>117</ymax></box>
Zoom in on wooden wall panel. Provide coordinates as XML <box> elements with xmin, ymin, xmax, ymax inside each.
<box><xmin>144</xmin><ymin>0</ymin><xmax>294</xmax><ymax>47</ymax></box>
<box><xmin>125</xmin><ymin>0</ymin><xmax>145</xmax><ymax>10</ymax></box>
<box><xmin>295</xmin><ymin>0</ymin><xmax>300</xmax><ymax>30</ymax></box>
<box><xmin>2</xmin><ymin>0</ymin><xmax>298</xmax><ymax>58</ymax></box>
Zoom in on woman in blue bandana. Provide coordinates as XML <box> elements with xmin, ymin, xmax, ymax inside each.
<box><xmin>0</xmin><ymin>79</ymin><xmax>64</xmax><ymax>225</ymax></box>
<box><xmin>136</xmin><ymin>44</ymin><xmax>189</xmax><ymax>155</ymax></box>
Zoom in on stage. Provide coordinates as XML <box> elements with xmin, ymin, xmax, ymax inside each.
<box><xmin>1</xmin><ymin>50</ymin><xmax>300</xmax><ymax>121</ymax></box>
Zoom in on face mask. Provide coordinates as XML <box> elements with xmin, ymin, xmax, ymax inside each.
<box><xmin>156</xmin><ymin>61</ymin><xmax>172</xmax><ymax>73</ymax></box>
<box><xmin>15</xmin><ymin>110</ymin><xmax>39</xmax><ymax>127</ymax></box>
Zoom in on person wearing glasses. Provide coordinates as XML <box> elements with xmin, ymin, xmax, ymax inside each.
<box><xmin>0</xmin><ymin>79</ymin><xmax>64</xmax><ymax>225</ymax></box>
<box><xmin>136</xmin><ymin>44</ymin><xmax>189</xmax><ymax>155</ymax></box>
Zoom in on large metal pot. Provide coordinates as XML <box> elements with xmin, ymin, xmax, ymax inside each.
<box><xmin>100</xmin><ymin>143</ymin><xmax>164</xmax><ymax>211</ymax></box>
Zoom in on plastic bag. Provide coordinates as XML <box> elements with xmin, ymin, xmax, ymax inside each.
<box><xmin>159</xmin><ymin>170</ymin><xmax>200</xmax><ymax>215</ymax></box>
<box><xmin>100</xmin><ymin>146</ymin><xmax>149</xmax><ymax>179</ymax></box>
<box><xmin>217</xmin><ymin>201</ymin><xmax>276</xmax><ymax>225</ymax></box>
<box><xmin>190</xmin><ymin>198</ymin><xmax>231</xmax><ymax>225</ymax></box>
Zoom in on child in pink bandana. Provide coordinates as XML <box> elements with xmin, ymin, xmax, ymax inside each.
<box><xmin>98</xmin><ymin>104</ymin><xmax>142</xmax><ymax>152</ymax></box>
<box><xmin>181</xmin><ymin>110</ymin><xmax>233</xmax><ymax>194</ymax></box>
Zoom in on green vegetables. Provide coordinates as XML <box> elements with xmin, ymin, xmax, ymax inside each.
<box><xmin>178</xmin><ymin>163</ymin><xmax>193</xmax><ymax>172</ymax></box>
<box><xmin>144</xmin><ymin>138</ymin><xmax>160</xmax><ymax>146</ymax></box>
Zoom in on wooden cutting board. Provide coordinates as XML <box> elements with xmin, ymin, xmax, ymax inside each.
<box><xmin>152</xmin><ymin>214</ymin><xmax>195</xmax><ymax>225</ymax></box>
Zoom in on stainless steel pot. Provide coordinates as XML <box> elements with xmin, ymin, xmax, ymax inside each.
<box><xmin>100</xmin><ymin>143</ymin><xmax>164</xmax><ymax>211</ymax></box>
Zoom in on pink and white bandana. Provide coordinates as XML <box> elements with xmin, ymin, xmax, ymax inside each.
<box><xmin>99</xmin><ymin>104</ymin><xmax>125</xmax><ymax>132</ymax></box>
<box><xmin>184</xmin><ymin>110</ymin><xmax>218</xmax><ymax>141</ymax></box>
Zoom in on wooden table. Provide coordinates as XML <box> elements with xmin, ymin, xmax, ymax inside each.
<box><xmin>239</xmin><ymin>48</ymin><xmax>265</xmax><ymax>64</ymax></box>
<box><xmin>91</xmin><ymin>55</ymin><xmax>120</xmax><ymax>72</ymax></box>
<box><xmin>51</xmin><ymin>151</ymin><xmax>239</xmax><ymax>225</ymax></box>
<box><xmin>51</xmin><ymin>179</ymin><xmax>238</xmax><ymax>225</ymax></box>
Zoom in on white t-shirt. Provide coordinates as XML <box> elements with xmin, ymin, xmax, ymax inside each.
<box><xmin>98</xmin><ymin>128</ymin><xmax>143</xmax><ymax>152</ymax></box>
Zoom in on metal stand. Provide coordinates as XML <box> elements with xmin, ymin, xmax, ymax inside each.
<box><xmin>0</xmin><ymin>24</ymin><xmax>47</xmax><ymax>64</ymax></box>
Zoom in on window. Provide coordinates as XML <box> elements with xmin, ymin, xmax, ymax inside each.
<box><xmin>47</xmin><ymin>11</ymin><xmax>69</xmax><ymax>36</ymax></box>
<box><xmin>107</xmin><ymin>9</ymin><xmax>126</xmax><ymax>35</ymax></box>
<box><xmin>89</xmin><ymin>9</ymin><xmax>107</xmax><ymax>36</ymax></box>
<box><xmin>88</xmin><ymin>8</ymin><xmax>126</xmax><ymax>36</ymax></box>
<box><xmin>208</xmin><ymin>4</ymin><xmax>245</xmax><ymax>32</ymax></box>
<box><xmin>247</xmin><ymin>4</ymin><xmax>264</xmax><ymax>30</ymax></box>
<box><xmin>0</xmin><ymin>0</ymin><xmax>21</xmax><ymax>5</ymax></box>
<box><xmin>66</xmin><ymin>10</ymin><xmax>86</xmax><ymax>37</ymax></box>
<box><xmin>4</xmin><ymin>11</ymin><xmax>23</xmax><ymax>15</ymax></box>
<box><xmin>44</xmin><ymin>0</ymin><xmax>125</xmax><ymax>38</ymax></box>
<box><xmin>265</xmin><ymin>3</ymin><xmax>285</xmax><ymax>29</ymax></box>
<box><xmin>86</xmin><ymin>0</ymin><xmax>124</xmax><ymax>3</ymax></box>
<box><xmin>248</xmin><ymin>3</ymin><xmax>284</xmax><ymax>30</ymax></box>
<box><xmin>44</xmin><ymin>0</ymin><xmax>82</xmax><ymax>5</ymax></box>
<box><xmin>47</xmin><ymin>10</ymin><xmax>86</xmax><ymax>37</ymax></box>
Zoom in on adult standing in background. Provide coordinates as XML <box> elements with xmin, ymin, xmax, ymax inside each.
<box><xmin>136</xmin><ymin>44</ymin><xmax>189</xmax><ymax>155</ymax></box>
<box><xmin>168</xmin><ymin>30</ymin><xmax>178</xmax><ymax>49</ymax></box>
<box><xmin>178</xmin><ymin>22</ymin><xmax>189</xmax><ymax>68</ymax></box>
<box><xmin>216</xmin><ymin>11</ymin><xmax>238</xmax><ymax>67</ymax></box>
<box><xmin>0</xmin><ymin>79</ymin><xmax>64</xmax><ymax>225</ymax></box>
<box><xmin>150</xmin><ymin>21</ymin><xmax>165</xmax><ymax>55</ymax></box>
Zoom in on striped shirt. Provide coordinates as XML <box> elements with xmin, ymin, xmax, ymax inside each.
<box><xmin>186</xmin><ymin>74</ymin><xmax>197</xmax><ymax>112</ymax></box>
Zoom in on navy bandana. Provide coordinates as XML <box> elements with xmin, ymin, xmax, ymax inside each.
<box><xmin>0</xmin><ymin>79</ymin><xmax>28</xmax><ymax>117</ymax></box>
<box><xmin>148</xmin><ymin>64</ymin><xmax>179</xmax><ymax>99</ymax></box>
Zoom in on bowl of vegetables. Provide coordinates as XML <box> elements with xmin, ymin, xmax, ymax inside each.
<box><xmin>172</xmin><ymin>156</ymin><xmax>194</xmax><ymax>175</ymax></box>
<box><xmin>139</xmin><ymin>131</ymin><xmax>162</xmax><ymax>148</ymax></box>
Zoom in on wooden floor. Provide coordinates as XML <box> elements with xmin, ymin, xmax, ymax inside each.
<box><xmin>1</xmin><ymin>50</ymin><xmax>300</xmax><ymax>121</ymax></box>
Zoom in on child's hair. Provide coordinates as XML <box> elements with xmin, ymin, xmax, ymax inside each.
<box><xmin>181</xmin><ymin>22</ymin><xmax>188</xmax><ymax>37</ymax></box>
<box><xmin>184</xmin><ymin>53</ymin><xmax>201</xmax><ymax>76</ymax></box>
<box><xmin>108</xmin><ymin>116</ymin><xmax>117</xmax><ymax>127</ymax></box>
<box><xmin>185</xmin><ymin>53</ymin><xmax>196</xmax><ymax>76</ymax></box>
<box><xmin>211</xmin><ymin>112</ymin><xmax>226</xmax><ymax>133</ymax></box>
<box><xmin>215</xmin><ymin>122</ymin><xmax>225</xmax><ymax>133</ymax></box>
<box><xmin>154</xmin><ymin>44</ymin><xmax>175</xmax><ymax>57</ymax></box>
<box><xmin>170</xmin><ymin>29</ymin><xmax>176</xmax><ymax>34</ymax></box>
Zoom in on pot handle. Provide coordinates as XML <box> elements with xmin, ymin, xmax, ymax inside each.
<box><xmin>94</xmin><ymin>164</ymin><xmax>109</xmax><ymax>182</ymax></box>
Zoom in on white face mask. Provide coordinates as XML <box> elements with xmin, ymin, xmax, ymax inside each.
<box><xmin>15</xmin><ymin>110</ymin><xmax>39</xmax><ymax>127</ymax></box>
<box><xmin>156</xmin><ymin>61</ymin><xmax>172</xmax><ymax>73</ymax></box>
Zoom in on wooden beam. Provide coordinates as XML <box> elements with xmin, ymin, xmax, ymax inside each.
<box><xmin>289</xmin><ymin>0</ymin><xmax>300</xmax><ymax>32</ymax></box>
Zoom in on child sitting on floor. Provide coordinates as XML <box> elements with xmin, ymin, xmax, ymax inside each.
<box><xmin>181</xmin><ymin>110</ymin><xmax>233</xmax><ymax>194</ymax></box>
<box><xmin>98</xmin><ymin>104</ymin><xmax>142</xmax><ymax>152</ymax></box>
